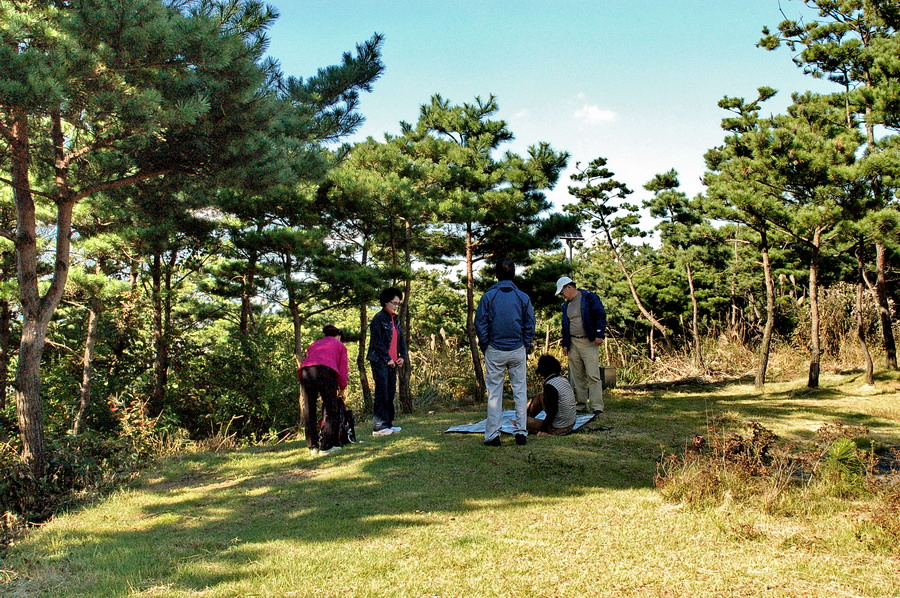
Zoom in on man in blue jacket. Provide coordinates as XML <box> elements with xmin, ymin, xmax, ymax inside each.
<box><xmin>475</xmin><ymin>259</ymin><xmax>535</xmax><ymax>446</ymax></box>
<box><xmin>556</xmin><ymin>276</ymin><xmax>607</xmax><ymax>414</ymax></box>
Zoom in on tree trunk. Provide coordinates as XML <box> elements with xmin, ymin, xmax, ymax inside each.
<box><xmin>358</xmin><ymin>303</ymin><xmax>372</xmax><ymax>413</ymax></box>
<box><xmin>465</xmin><ymin>224</ymin><xmax>486</xmax><ymax>402</ymax></box>
<box><xmin>0</xmin><ymin>299</ymin><xmax>10</xmax><ymax>410</ymax></box>
<box><xmin>16</xmin><ymin>317</ymin><xmax>52</xmax><ymax>478</ymax></box>
<box><xmin>755</xmin><ymin>235</ymin><xmax>776</xmax><ymax>388</ymax></box>
<box><xmin>807</xmin><ymin>230</ymin><xmax>822</xmax><ymax>388</ymax></box>
<box><xmin>398</xmin><ymin>269</ymin><xmax>413</xmax><ymax>414</ymax></box>
<box><xmin>240</xmin><ymin>249</ymin><xmax>258</xmax><ymax>336</ymax></box>
<box><xmin>11</xmin><ymin>107</ymin><xmax>77</xmax><ymax>478</ymax></box>
<box><xmin>686</xmin><ymin>263</ymin><xmax>704</xmax><ymax>370</ymax></box>
<box><xmin>149</xmin><ymin>252</ymin><xmax>169</xmax><ymax>418</ymax></box>
<box><xmin>397</xmin><ymin>226</ymin><xmax>413</xmax><ymax>413</ymax></box>
<box><xmin>603</xmin><ymin>226</ymin><xmax>668</xmax><ymax>339</ymax></box>
<box><xmin>74</xmin><ymin>298</ymin><xmax>101</xmax><ymax>435</ymax></box>
<box><xmin>856</xmin><ymin>247</ymin><xmax>875</xmax><ymax>386</ymax></box>
<box><xmin>873</xmin><ymin>242</ymin><xmax>898</xmax><ymax>370</ymax></box>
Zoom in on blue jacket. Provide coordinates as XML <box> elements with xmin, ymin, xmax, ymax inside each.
<box><xmin>475</xmin><ymin>281</ymin><xmax>535</xmax><ymax>352</ymax></box>
<box><xmin>561</xmin><ymin>289</ymin><xmax>607</xmax><ymax>349</ymax></box>
<box><xmin>366</xmin><ymin>309</ymin><xmax>407</xmax><ymax>365</ymax></box>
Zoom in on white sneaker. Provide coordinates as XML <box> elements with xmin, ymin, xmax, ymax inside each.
<box><xmin>319</xmin><ymin>446</ymin><xmax>343</xmax><ymax>455</ymax></box>
<box><xmin>309</xmin><ymin>448</ymin><xmax>320</xmax><ymax>457</ymax></box>
<box><xmin>390</xmin><ymin>426</ymin><xmax>402</xmax><ymax>432</ymax></box>
<box><xmin>372</xmin><ymin>428</ymin><xmax>393</xmax><ymax>436</ymax></box>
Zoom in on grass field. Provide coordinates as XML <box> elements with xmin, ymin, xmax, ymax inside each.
<box><xmin>2</xmin><ymin>370</ymin><xmax>899</xmax><ymax>597</ymax></box>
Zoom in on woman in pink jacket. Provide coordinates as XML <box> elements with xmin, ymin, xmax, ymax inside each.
<box><xmin>299</xmin><ymin>325</ymin><xmax>349</xmax><ymax>456</ymax></box>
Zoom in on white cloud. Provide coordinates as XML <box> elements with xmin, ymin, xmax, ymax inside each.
<box><xmin>574</xmin><ymin>103</ymin><xmax>616</xmax><ymax>124</ymax></box>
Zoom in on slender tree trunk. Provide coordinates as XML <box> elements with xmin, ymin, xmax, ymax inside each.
<box><xmin>807</xmin><ymin>230</ymin><xmax>822</xmax><ymax>388</ymax></box>
<box><xmin>0</xmin><ymin>299</ymin><xmax>10</xmax><ymax>410</ymax></box>
<box><xmin>358</xmin><ymin>303</ymin><xmax>372</xmax><ymax>413</ymax></box>
<box><xmin>686</xmin><ymin>263</ymin><xmax>703</xmax><ymax>369</ymax></box>
<box><xmin>603</xmin><ymin>226</ymin><xmax>668</xmax><ymax>339</ymax></box>
<box><xmin>465</xmin><ymin>224</ymin><xmax>486</xmax><ymax>401</ymax></box>
<box><xmin>873</xmin><ymin>242</ymin><xmax>897</xmax><ymax>370</ymax></box>
<box><xmin>756</xmin><ymin>235</ymin><xmax>776</xmax><ymax>388</ymax></box>
<box><xmin>149</xmin><ymin>252</ymin><xmax>169</xmax><ymax>418</ymax></box>
<box><xmin>289</xmin><ymin>295</ymin><xmax>304</xmax><ymax>370</ymax></box>
<box><xmin>74</xmin><ymin>298</ymin><xmax>101</xmax><ymax>435</ymax></box>
<box><xmin>398</xmin><ymin>225</ymin><xmax>413</xmax><ymax>413</ymax></box>
<box><xmin>355</xmin><ymin>242</ymin><xmax>372</xmax><ymax>412</ymax></box>
<box><xmin>856</xmin><ymin>247</ymin><xmax>875</xmax><ymax>385</ymax></box>
<box><xmin>240</xmin><ymin>249</ymin><xmax>258</xmax><ymax>336</ymax></box>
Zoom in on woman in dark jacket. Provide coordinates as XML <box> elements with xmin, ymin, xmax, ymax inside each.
<box><xmin>366</xmin><ymin>287</ymin><xmax>407</xmax><ymax>435</ymax></box>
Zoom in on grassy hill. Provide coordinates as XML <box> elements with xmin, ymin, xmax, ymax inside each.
<box><xmin>3</xmin><ymin>371</ymin><xmax>899</xmax><ymax>597</ymax></box>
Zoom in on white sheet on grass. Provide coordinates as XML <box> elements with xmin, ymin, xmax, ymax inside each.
<box><xmin>444</xmin><ymin>409</ymin><xmax>596</xmax><ymax>434</ymax></box>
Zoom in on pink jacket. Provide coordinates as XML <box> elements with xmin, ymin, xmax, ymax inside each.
<box><xmin>300</xmin><ymin>336</ymin><xmax>349</xmax><ymax>389</ymax></box>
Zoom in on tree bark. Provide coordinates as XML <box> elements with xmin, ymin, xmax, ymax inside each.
<box><xmin>358</xmin><ymin>303</ymin><xmax>372</xmax><ymax>413</ymax></box>
<box><xmin>11</xmin><ymin>107</ymin><xmax>76</xmax><ymax>478</ymax></box>
<box><xmin>397</xmin><ymin>223</ymin><xmax>413</xmax><ymax>413</ymax></box>
<box><xmin>465</xmin><ymin>223</ymin><xmax>486</xmax><ymax>401</ymax></box>
<box><xmin>686</xmin><ymin>263</ymin><xmax>704</xmax><ymax>370</ymax></box>
<box><xmin>149</xmin><ymin>252</ymin><xmax>169</xmax><ymax>418</ymax></box>
<box><xmin>856</xmin><ymin>247</ymin><xmax>875</xmax><ymax>385</ymax></box>
<box><xmin>873</xmin><ymin>242</ymin><xmax>898</xmax><ymax>370</ymax></box>
<box><xmin>0</xmin><ymin>299</ymin><xmax>10</xmax><ymax>410</ymax></box>
<box><xmin>807</xmin><ymin>229</ymin><xmax>822</xmax><ymax>388</ymax></box>
<box><xmin>240</xmin><ymin>248</ymin><xmax>258</xmax><ymax>336</ymax></box>
<box><xmin>755</xmin><ymin>234</ymin><xmax>776</xmax><ymax>388</ymax></box>
<box><xmin>74</xmin><ymin>298</ymin><xmax>101</xmax><ymax>435</ymax></box>
<box><xmin>397</xmin><ymin>269</ymin><xmax>413</xmax><ymax>414</ymax></box>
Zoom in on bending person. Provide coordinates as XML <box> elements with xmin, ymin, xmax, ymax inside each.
<box><xmin>299</xmin><ymin>325</ymin><xmax>349</xmax><ymax>456</ymax></box>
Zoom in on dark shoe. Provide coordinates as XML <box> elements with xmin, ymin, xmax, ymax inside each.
<box><xmin>593</xmin><ymin>409</ymin><xmax>604</xmax><ymax>415</ymax></box>
<box><xmin>515</xmin><ymin>434</ymin><xmax>527</xmax><ymax>446</ymax></box>
<box><xmin>484</xmin><ymin>436</ymin><xmax>501</xmax><ymax>447</ymax></box>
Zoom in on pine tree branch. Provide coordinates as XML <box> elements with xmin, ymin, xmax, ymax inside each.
<box><xmin>73</xmin><ymin>170</ymin><xmax>169</xmax><ymax>201</ymax></box>
<box><xmin>60</xmin><ymin>132</ymin><xmax>131</xmax><ymax>170</ymax></box>
<box><xmin>0</xmin><ymin>177</ymin><xmax>57</xmax><ymax>200</ymax></box>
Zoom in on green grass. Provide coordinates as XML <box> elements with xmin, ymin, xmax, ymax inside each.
<box><xmin>3</xmin><ymin>370</ymin><xmax>900</xmax><ymax>597</ymax></box>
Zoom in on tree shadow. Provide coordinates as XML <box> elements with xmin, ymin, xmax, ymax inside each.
<box><xmin>9</xmin><ymin>376</ymin><xmax>899</xmax><ymax>595</ymax></box>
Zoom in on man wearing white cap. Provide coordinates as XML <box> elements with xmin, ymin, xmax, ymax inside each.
<box><xmin>555</xmin><ymin>276</ymin><xmax>607</xmax><ymax>414</ymax></box>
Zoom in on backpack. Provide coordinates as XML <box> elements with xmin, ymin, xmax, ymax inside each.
<box><xmin>338</xmin><ymin>405</ymin><xmax>356</xmax><ymax>446</ymax></box>
<box><xmin>321</xmin><ymin>400</ymin><xmax>356</xmax><ymax>446</ymax></box>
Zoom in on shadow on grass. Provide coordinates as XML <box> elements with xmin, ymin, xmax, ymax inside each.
<box><xmin>9</xmin><ymin>375</ymin><xmax>900</xmax><ymax>596</ymax></box>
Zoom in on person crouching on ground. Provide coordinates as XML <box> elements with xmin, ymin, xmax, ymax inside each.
<box><xmin>367</xmin><ymin>287</ymin><xmax>407</xmax><ymax>436</ymax></box>
<box><xmin>299</xmin><ymin>325</ymin><xmax>349</xmax><ymax>456</ymax></box>
<box><xmin>526</xmin><ymin>354</ymin><xmax>577</xmax><ymax>436</ymax></box>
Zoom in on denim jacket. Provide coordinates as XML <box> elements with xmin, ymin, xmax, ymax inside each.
<box><xmin>366</xmin><ymin>309</ymin><xmax>407</xmax><ymax>365</ymax></box>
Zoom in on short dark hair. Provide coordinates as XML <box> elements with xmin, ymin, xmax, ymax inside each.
<box><xmin>536</xmin><ymin>354</ymin><xmax>562</xmax><ymax>378</ymax></box>
<box><xmin>322</xmin><ymin>324</ymin><xmax>342</xmax><ymax>338</ymax></box>
<box><xmin>379</xmin><ymin>287</ymin><xmax>403</xmax><ymax>307</ymax></box>
<box><xmin>494</xmin><ymin>259</ymin><xmax>515</xmax><ymax>281</ymax></box>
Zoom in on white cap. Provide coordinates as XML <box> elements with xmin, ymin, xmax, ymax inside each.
<box><xmin>555</xmin><ymin>276</ymin><xmax>574</xmax><ymax>295</ymax></box>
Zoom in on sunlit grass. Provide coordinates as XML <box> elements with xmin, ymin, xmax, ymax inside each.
<box><xmin>3</xmin><ymin>370</ymin><xmax>899</xmax><ymax>597</ymax></box>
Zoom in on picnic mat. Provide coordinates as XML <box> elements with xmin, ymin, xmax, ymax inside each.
<box><xmin>444</xmin><ymin>409</ymin><xmax>597</xmax><ymax>434</ymax></box>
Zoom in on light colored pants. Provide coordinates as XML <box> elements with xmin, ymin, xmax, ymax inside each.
<box><xmin>484</xmin><ymin>346</ymin><xmax>528</xmax><ymax>441</ymax></box>
<box><xmin>568</xmin><ymin>337</ymin><xmax>603</xmax><ymax>412</ymax></box>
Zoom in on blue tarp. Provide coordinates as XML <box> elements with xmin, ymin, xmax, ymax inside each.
<box><xmin>444</xmin><ymin>409</ymin><xmax>597</xmax><ymax>434</ymax></box>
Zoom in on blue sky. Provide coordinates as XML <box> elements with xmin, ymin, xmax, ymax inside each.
<box><xmin>266</xmin><ymin>1</ymin><xmax>832</xmax><ymax>211</ymax></box>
